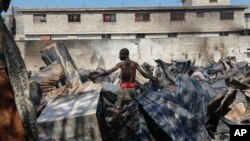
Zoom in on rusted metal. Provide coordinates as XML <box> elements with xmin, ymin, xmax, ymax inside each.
<box><xmin>31</xmin><ymin>61</ymin><xmax>64</xmax><ymax>93</ymax></box>
<box><xmin>40</xmin><ymin>43</ymin><xmax>82</xmax><ymax>87</ymax></box>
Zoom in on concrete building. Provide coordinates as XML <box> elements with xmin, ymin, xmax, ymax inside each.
<box><xmin>3</xmin><ymin>0</ymin><xmax>250</xmax><ymax>72</ymax></box>
<box><xmin>13</xmin><ymin>2</ymin><xmax>248</xmax><ymax>41</ymax></box>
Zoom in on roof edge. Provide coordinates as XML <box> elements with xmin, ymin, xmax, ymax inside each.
<box><xmin>16</xmin><ymin>5</ymin><xmax>249</xmax><ymax>13</ymax></box>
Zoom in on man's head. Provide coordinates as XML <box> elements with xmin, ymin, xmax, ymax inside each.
<box><xmin>119</xmin><ymin>48</ymin><xmax>129</xmax><ymax>61</ymax></box>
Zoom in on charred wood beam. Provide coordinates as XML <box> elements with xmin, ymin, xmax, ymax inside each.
<box><xmin>40</xmin><ymin>43</ymin><xmax>82</xmax><ymax>87</ymax></box>
<box><xmin>0</xmin><ymin>0</ymin><xmax>11</xmax><ymax>13</ymax></box>
<box><xmin>31</xmin><ymin>61</ymin><xmax>65</xmax><ymax>93</ymax></box>
<box><xmin>206</xmin><ymin>89</ymin><xmax>237</xmax><ymax>138</ymax></box>
<box><xmin>1</xmin><ymin>16</ymin><xmax>38</xmax><ymax>141</ymax></box>
<box><xmin>226</xmin><ymin>77</ymin><xmax>250</xmax><ymax>90</ymax></box>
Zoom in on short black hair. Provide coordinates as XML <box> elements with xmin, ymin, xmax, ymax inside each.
<box><xmin>120</xmin><ymin>48</ymin><xmax>129</xmax><ymax>56</ymax></box>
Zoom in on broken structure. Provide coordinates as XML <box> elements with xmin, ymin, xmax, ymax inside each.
<box><xmin>29</xmin><ymin>42</ymin><xmax>250</xmax><ymax>141</ymax></box>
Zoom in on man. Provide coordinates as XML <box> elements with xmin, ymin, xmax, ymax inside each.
<box><xmin>91</xmin><ymin>48</ymin><xmax>157</xmax><ymax>113</ymax></box>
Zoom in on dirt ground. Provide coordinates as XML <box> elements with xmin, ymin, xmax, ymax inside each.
<box><xmin>0</xmin><ymin>70</ymin><xmax>27</xmax><ymax>141</ymax></box>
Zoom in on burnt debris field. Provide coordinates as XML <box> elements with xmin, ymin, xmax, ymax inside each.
<box><xmin>32</xmin><ymin>43</ymin><xmax>250</xmax><ymax>141</ymax></box>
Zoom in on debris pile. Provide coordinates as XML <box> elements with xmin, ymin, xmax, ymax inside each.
<box><xmin>31</xmin><ymin>43</ymin><xmax>250</xmax><ymax>141</ymax></box>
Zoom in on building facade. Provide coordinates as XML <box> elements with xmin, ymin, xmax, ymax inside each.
<box><xmin>13</xmin><ymin>2</ymin><xmax>248</xmax><ymax>41</ymax></box>
<box><xmin>3</xmin><ymin>0</ymin><xmax>250</xmax><ymax>72</ymax></box>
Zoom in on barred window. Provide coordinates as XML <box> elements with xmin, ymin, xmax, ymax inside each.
<box><xmin>197</xmin><ymin>12</ymin><xmax>204</xmax><ymax>18</ymax></box>
<box><xmin>102</xmin><ymin>34</ymin><xmax>111</xmax><ymax>39</ymax></box>
<box><xmin>33</xmin><ymin>14</ymin><xmax>47</xmax><ymax>23</ymax></box>
<box><xmin>168</xmin><ymin>33</ymin><xmax>177</xmax><ymax>38</ymax></box>
<box><xmin>171</xmin><ymin>12</ymin><xmax>185</xmax><ymax>21</ymax></box>
<box><xmin>135</xmin><ymin>13</ymin><xmax>150</xmax><ymax>22</ymax></box>
<box><xmin>219</xmin><ymin>32</ymin><xmax>229</xmax><ymax>36</ymax></box>
<box><xmin>210</xmin><ymin>0</ymin><xmax>218</xmax><ymax>2</ymax></box>
<box><xmin>220</xmin><ymin>11</ymin><xmax>234</xmax><ymax>20</ymax></box>
<box><xmin>68</xmin><ymin>14</ymin><xmax>81</xmax><ymax>22</ymax></box>
<box><xmin>103</xmin><ymin>14</ymin><xmax>116</xmax><ymax>22</ymax></box>
<box><xmin>136</xmin><ymin>34</ymin><xmax>145</xmax><ymax>39</ymax></box>
<box><xmin>245</xmin><ymin>14</ymin><xmax>250</xmax><ymax>22</ymax></box>
<box><xmin>247</xmin><ymin>53</ymin><xmax>250</xmax><ymax>58</ymax></box>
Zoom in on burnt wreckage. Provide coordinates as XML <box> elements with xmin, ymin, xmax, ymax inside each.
<box><xmin>27</xmin><ymin>42</ymin><xmax>250</xmax><ymax>141</ymax></box>
<box><xmin>1</xmin><ymin>1</ymin><xmax>250</xmax><ymax>141</ymax></box>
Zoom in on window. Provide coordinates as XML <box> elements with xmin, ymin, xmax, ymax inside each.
<box><xmin>220</xmin><ymin>11</ymin><xmax>234</xmax><ymax>20</ymax></box>
<box><xmin>102</xmin><ymin>34</ymin><xmax>111</xmax><ymax>39</ymax></box>
<box><xmin>135</xmin><ymin>13</ymin><xmax>150</xmax><ymax>22</ymax></box>
<box><xmin>40</xmin><ymin>35</ymin><xmax>51</xmax><ymax>41</ymax></box>
<box><xmin>219</xmin><ymin>32</ymin><xmax>229</xmax><ymax>36</ymax></box>
<box><xmin>68</xmin><ymin>14</ymin><xmax>81</xmax><ymax>22</ymax></box>
<box><xmin>210</xmin><ymin>0</ymin><xmax>218</xmax><ymax>2</ymax></box>
<box><xmin>103</xmin><ymin>14</ymin><xmax>116</xmax><ymax>22</ymax></box>
<box><xmin>136</xmin><ymin>34</ymin><xmax>145</xmax><ymax>39</ymax></box>
<box><xmin>197</xmin><ymin>12</ymin><xmax>204</xmax><ymax>18</ymax></box>
<box><xmin>33</xmin><ymin>14</ymin><xmax>47</xmax><ymax>23</ymax></box>
<box><xmin>245</xmin><ymin>14</ymin><xmax>250</xmax><ymax>22</ymax></box>
<box><xmin>171</xmin><ymin>12</ymin><xmax>185</xmax><ymax>21</ymax></box>
<box><xmin>168</xmin><ymin>33</ymin><xmax>177</xmax><ymax>38</ymax></box>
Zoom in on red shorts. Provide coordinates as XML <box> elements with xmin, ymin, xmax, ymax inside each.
<box><xmin>120</xmin><ymin>83</ymin><xmax>137</xmax><ymax>89</ymax></box>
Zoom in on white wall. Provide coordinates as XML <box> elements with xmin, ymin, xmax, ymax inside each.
<box><xmin>17</xmin><ymin>36</ymin><xmax>250</xmax><ymax>73</ymax></box>
<box><xmin>20</xmin><ymin>10</ymin><xmax>245</xmax><ymax>36</ymax></box>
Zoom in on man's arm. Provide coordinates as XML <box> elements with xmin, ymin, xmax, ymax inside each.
<box><xmin>91</xmin><ymin>64</ymin><xmax>120</xmax><ymax>79</ymax></box>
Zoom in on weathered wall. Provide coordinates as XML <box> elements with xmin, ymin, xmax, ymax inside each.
<box><xmin>21</xmin><ymin>10</ymin><xmax>245</xmax><ymax>35</ymax></box>
<box><xmin>16</xmin><ymin>36</ymin><xmax>250</xmax><ymax>73</ymax></box>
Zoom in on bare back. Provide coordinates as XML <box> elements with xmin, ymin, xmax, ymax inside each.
<box><xmin>118</xmin><ymin>60</ymin><xmax>138</xmax><ymax>83</ymax></box>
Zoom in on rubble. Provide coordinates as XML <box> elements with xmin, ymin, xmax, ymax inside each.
<box><xmin>31</xmin><ymin>61</ymin><xmax>64</xmax><ymax>93</ymax></box>
<box><xmin>2</xmin><ymin>0</ymin><xmax>248</xmax><ymax>140</ymax></box>
<box><xmin>38</xmin><ymin>90</ymin><xmax>105</xmax><ymax>141</ymax></box>
<box><xmin>27</xmin><ymin>42</ymin><xmax>250</xmax><ymax>141</ymax></box>
<box><xmin>40</xmin><ymin>43</ymin><xmax>82</xmax><ymax>87</ymax></box>
<box><xmin>137</xmin><ymin>91</ymin><xmax>211</xmax><ymax>141</ymax></box>
<box><xmin>78</xmin><ymin>68</ymin><xmax>91</xmax><ymax>83</ymax></box>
